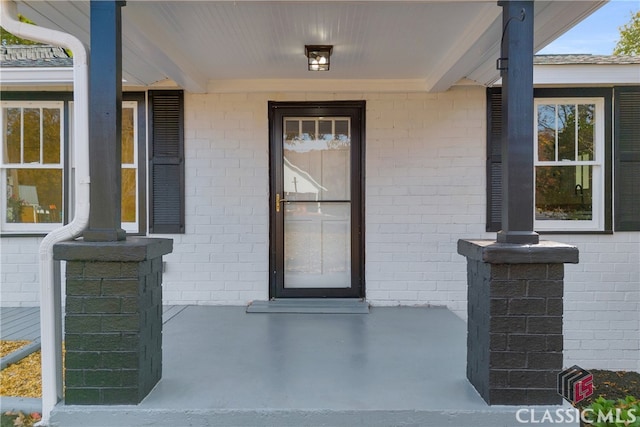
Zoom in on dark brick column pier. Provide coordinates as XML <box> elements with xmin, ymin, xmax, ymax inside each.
<box><xmin>458</xmin><ymin>240</ymin><xmax>578</xmax><ymax>405</ymax></box>
<box><xmin>54</xmin><ymin>237</ymin><xmax>172</xmax><ymax>405</ymax></box>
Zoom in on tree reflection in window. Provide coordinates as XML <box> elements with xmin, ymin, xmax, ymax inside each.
<box><xmin>2</xmin><ymin>103</ymin><xmax>63</xmax><ymax>225</ymax></box>
<box><xmin>535</xmin><ymin>102</ymin><xmax>596</xmax><ymax>221</ymax></box>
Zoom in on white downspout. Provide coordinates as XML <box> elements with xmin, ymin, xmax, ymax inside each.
<box><xmin>0</xmin><ymin>1</ymin><xmax>90</xmax><ymax>424</ymax></box>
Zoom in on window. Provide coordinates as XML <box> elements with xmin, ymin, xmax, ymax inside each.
<box><xmin>486</xmin><ymin>87</ymin><xmax>621</xmax><ymax>233</ymax></box>
<box><xmin>0</xmin><ymin>91</ymin><xmax>184</xmax><ymax>236</ymax></box>
<box><xmin>1</xmin><ymin>101</ymin><xmax>65</xmax><ymax>232</ymax></box>
<box><xmin>1</xmin><ymin>93</ymin><xmax>147</xmax><ymax>235</ymax></box>
<box><xmin>534</xmin><ymin>98</ymin><xmax>604</xmax><ymax>231</ymax></box>
<box><xmin>121</xmin><ymin>101</ymin><xmax>139</xmax><ymax>231</ymax></box>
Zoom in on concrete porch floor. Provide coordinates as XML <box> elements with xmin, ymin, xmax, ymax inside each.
<box><xmin>49</xmin><ymin>305</ymin><xmax>573</xmax><ymax>426</ymax></box>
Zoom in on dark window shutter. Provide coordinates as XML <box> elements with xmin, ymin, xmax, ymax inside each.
<box><xmin>149</xmin><ymin>90</ymin><xmax>185</xmax><ymax>234</ymax></box>
<box><xmin>614</xmin><ymin>87</ymin><xmax>640</xmax><ymax>231</ymax></box>
<box><xmin>486</xmin><ymin>88</ymin><xmax>502</xmax><ymax>232</ymax></box>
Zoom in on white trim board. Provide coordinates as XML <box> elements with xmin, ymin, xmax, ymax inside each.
<box><xmin>1</xmin><ymin>67</ymin><xmax>73</xmax><ymax>85</ymax></box>
<box><xmin>492</xmin><ymin>64</ymin><xmax>640</xmax><ymax>87</ymax></box>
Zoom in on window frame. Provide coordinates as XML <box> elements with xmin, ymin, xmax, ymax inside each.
<box><xmin>533</xmin><ymin>97</ymin><xmax>605</xmax><ymax>232</ymax></box>
<box><xmin>1</xmin><ymin>100</ymin><xmax>66</xmax><ymax>233</ymax></box>
<box><xmin>486</xmin><ymin>87</ymin><xmax>613</xmax><ymax>234</ymax></box>
<box><xmin>0</xmin><ymin>91</ymin><xmax>147</xmax><ymax>236</ymax></box>
<box><xmin>120</xmin><ymin>100</ymin><xmax>141</xmax><ymax>233</ymax></box>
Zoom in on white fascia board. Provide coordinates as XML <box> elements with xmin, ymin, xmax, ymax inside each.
<box><xmin>0</xmin><ymin>67</ymin><xmax>73</xmax><ymax>85</ymax></box>
<box><xmin>491</xmin><ymin>64</ymin><xmax>640</xmax><ymax>87</ymax></box>
<box><xmin>0</xmin><ymin>67</ymin><xmax>147</xmax><ymax>88</ymax></box>
<box><xmin>533</xmin><ymin>64</ymin><xmax>640</xmax><ymax>86</ymax></box>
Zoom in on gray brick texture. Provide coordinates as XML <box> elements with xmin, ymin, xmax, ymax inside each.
<box><xmin>466</xmin><ymin>260</ymin><xmax>564</xmax><ymax>405</ymax></box>
<box><xmin>64</xmin><ymin>257</ymin><xmax>163</xmax><ymax>405</ymax></box>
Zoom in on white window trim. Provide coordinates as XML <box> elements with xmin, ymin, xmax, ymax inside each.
<box><xmin>533</xmin><ymin>97</ymin><xmax>605</xmax><ymax>232</ymax></box>
<box><xmin>1</xmin><ymin>101</ymin><xmax>65</xmax><ymax>233</ymax></box>
<box><xmin>121</xmin><ymin>101</ymin><xmax>139</xmax><ymax>233</ymax></box>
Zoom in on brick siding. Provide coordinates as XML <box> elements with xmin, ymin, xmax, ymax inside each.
<box><xmin>1</xmin><ymin>88</ymin><xmax>638</xmax><ymax>371</ymax></box>
<box><xmin>462</xmin><ymin>246</ymin><xmax>570</xmax><ymax>405</ymax></box>
<box><xmin>57</xmin><ymin>239</ymin><xmax>170</xmax><ymax>405</ymax></box>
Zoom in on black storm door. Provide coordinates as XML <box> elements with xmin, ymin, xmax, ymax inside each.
<box><xmin>269</xmin><ymin>101</ymin><xmax>365</xmax><ymax>298</ymax></box>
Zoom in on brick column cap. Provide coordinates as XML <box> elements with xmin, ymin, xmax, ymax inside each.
<box><xmin>457</xmin><ymin>239</ymin><xmax>578</xmax><ymax>264</ymax></box>
<box><xmin>54</xmin><ymin>237</ymin><xmax>173</xmax><ymax>262</ymax></box>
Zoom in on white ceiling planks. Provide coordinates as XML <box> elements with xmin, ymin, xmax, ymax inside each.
<box><xmin>15</xmin><ymin>0</ymin><xmax>606</xmax><ymax>93</ymax></box>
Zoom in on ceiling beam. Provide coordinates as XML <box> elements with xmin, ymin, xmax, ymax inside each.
<box><xmin>122</xmin><ymin>5</ymin><xmax>208</xmax><ymax>93</ymax></box>
<box><xmin>18</xmin><ymin>0</ymin><xmax>207</xmax><ymax>92</ymax></box>
<box><xmin>17</xmin><ymin>1</ymin><xmax>90</xmax><ymax>43</ymax></box>
<box><xmin>466</xmin><ymin>0</ymin><xmax>606</xmax><ymax>87</ymax></box>
<box><xmin>17</xmin><ymin>1</ymin><xmax>163</xmax><ymax>88</ymax></box>
<box><xmin>423</xmin><ymin>3</ymin><xmax>501</xmax><ymax>92</ymax></box>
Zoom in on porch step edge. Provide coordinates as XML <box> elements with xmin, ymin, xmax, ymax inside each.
<box><xmin>0</xmin><ymin>397</ymin><xmax>41</xmax><ymax>415</ymax></box>
<box><xmin>246</xmin><ymin>299</ymin><xmax>370</xmax><ymax>314</ymax></box>
<box><xmin>49</xmin><ymin>407</ymin><xmax>576</xmax><ymax>427</ymax></box>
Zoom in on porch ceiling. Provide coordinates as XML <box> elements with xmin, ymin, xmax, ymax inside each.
<box><xmin>16</xmin><ymin>0</ymin><xmax>605</xmax><ymax>93</ymax></box>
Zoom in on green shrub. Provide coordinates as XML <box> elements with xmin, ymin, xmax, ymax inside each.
<box><xmin>582</xmin><ymin>396</ymin><xmax>640</xmax><ymax>427</ymax></box>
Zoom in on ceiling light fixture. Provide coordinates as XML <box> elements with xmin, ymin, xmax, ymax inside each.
<box><xmin>305</xmin><ymin>45</ymin><xmax>333</xmax><ymax>71</ymax></box>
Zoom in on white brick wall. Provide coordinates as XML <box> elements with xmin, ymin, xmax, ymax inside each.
<box><xmin>156</xmin><ymin>92</ymin><xmax>271</xmax><ymax>305</ymax></box>
<box><xmin>147</xmin><ymin>87</ymin><xmax>640</xmax><ymax>371</ymax></box>
<box><xmin>0</xmin><ymin>237</ymin><xmax>42</xmax><ymax>306</ymax></box>
<box><xmin>1</xmin><ymin>87</ymin><xmax>638</xmax><ymax>371</ymax></box>
<box><xmin>157</xmin><ymin>88</ymin><xmax>490</xmax><ymax>310</ymax></box>
<box><xmin>559</xmin><ymin>233</ymin><xmax>640</xmax><ymax>370</ymax></box>
<box><xmin>365</xmin><ymin>89</ymin><xmax>487</xmax><ymax>316</ymax></box>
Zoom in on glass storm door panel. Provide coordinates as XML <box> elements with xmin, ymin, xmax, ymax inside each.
<box><xmin>283</xmin><ymin>116</ymin><xmax>351</xmax><ymax>289</ymax></box>
<box><xmin>269</xmin><ymin>102</ymin><xmax>364</xmax><ymax>298</ymax></box>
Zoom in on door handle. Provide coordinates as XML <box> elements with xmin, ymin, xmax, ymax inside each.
<box><xmin>275</xmin><ymin>193</ymin><xmax>288</xmax><ymax>213</ymax></box>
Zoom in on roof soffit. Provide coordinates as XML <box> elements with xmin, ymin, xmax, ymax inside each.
<box><xmin>467</xmin><ymin>0</ymin><xmax>607</xmax><ymax>86</ymax></box>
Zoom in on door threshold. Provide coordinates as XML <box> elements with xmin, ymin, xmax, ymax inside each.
<box><xmin>246</xmin><ymin>299</ymin><xmax>369</xmax><ymax>314</ymax></box>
